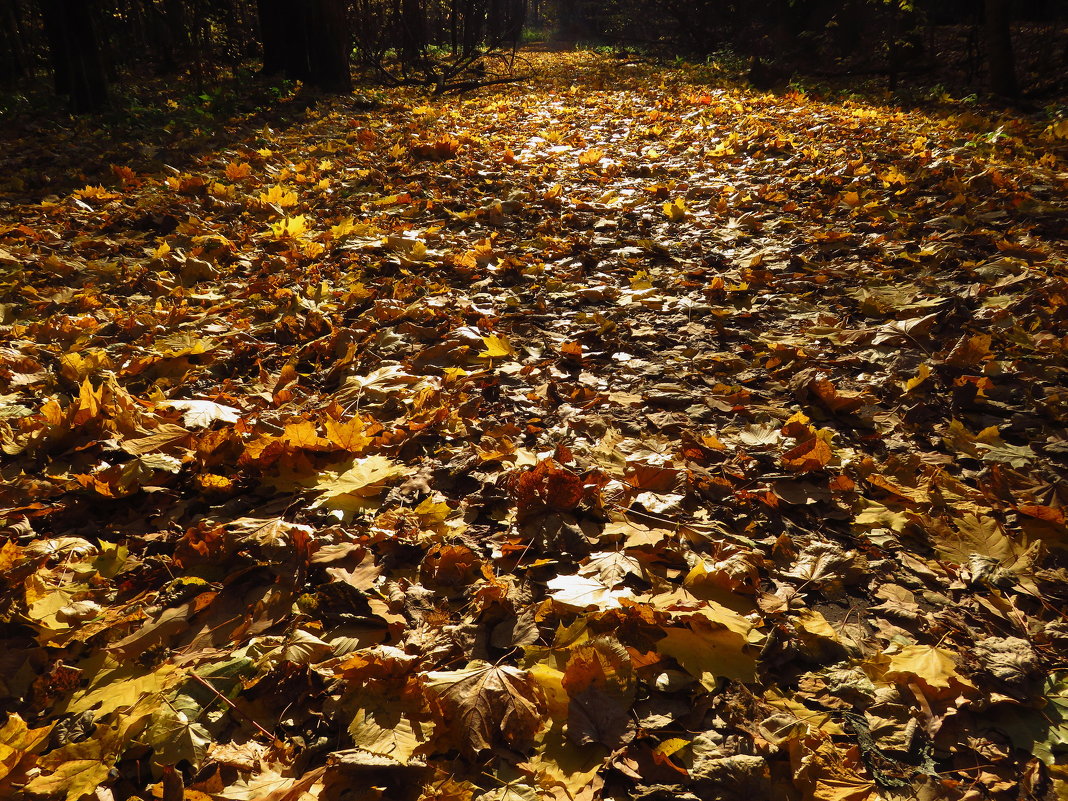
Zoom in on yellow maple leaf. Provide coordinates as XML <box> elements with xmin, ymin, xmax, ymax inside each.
<box><xmin>330</xmin><ymin>217</ymin><xmax>359</xmax><ymax>238</ymax></box>
<box><xmin>884</xmin><ymin>644</ymin><xmax>970</xmax><ymax>691</ymax></box>
<box><xmin>0</xmin><ymin>713</ymin><xmax>54</xmax><ymax>784</ymax></box>
<box><xmin>258</xmin><ymin>185</ymin><xmax>297</xmax><ymax>208</ymax></box>
<box><xmin>24</xmin><ymin>759</ymin><xmax>111</xmax><ymax>801</ymax></box>
<box><xmin>1042</xmin><ymin>118</ymin><xmax>1068</xmax><ymax>141</ymax></box>
<box><xmin>316</xmin><ymin>456</ymin><xmax>407</xmax><ymax>499</ymax></box>
<box><xmin>225</xmin><ymin>161</ymin><xmax>252</xmax><ymax>181</ymax></box>
<box><xmin>902</xmin><ymin>363</ymin><xmax>931</xmax><ymax>393</ymax></box>
<box><xmin>662</xmin><ymin>197</ymin><xmax>687</xmax><ymax>221</ymax></box>
<box><xmin>73</xmin><ymin>185</ymin><xmax>120</xmax><ymax>201</ymax></box>
<box><xmin>269</xmin><ymin>215</ymin><xmax>310</xmax><ymax>239</ymax></box>
<box><xmin>578</xmin><ymin>148</ymin><xmax>605</xmax><ymax>166</ymax></box>
<box><xmin>478</xmin><ymin>334</ymin><xmax>517</xmax><ymax>359</ymax></box>
<box><xmin>657</xmin><ymin>622</ymin><xmax>755</xmax><ymax>688</ymax></box>
<box><xmin>629</xmin><ymin>270</ymin><xmax>653</xmax><ymax>290</ymax></box>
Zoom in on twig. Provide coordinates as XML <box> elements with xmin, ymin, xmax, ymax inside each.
<box><xmin>188</xmin><ymin>670</ymin><xmax>277</xmax><ymax>742</ymax></box>
<box><xmin>433</xmin><ymin>75</ymin><xmax>530</xmax><ymax>96</ymax></box>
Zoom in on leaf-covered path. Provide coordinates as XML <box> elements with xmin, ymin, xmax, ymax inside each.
<box><xmin>2</xmin><ymin>51</ymin><xmax>1068</xmax><ymax>801</ymax></box>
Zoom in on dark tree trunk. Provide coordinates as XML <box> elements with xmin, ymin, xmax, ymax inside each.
<box><xmin>984</xmin><ymin>0</ymin><xmax>1018</xmax><ymax>96</ymax></box>
<box><xmin>303</xmin><ymin>0</ymin><xmax>351</xmax><ymax>92</ymax></box>
<box><xmin>0</xmin><ymin>0</ymin><xmax>28</xmax><ymax>85</ymax></box>
<box><xmin>400</xmin><ymin>0</ymin><xmax>426</xmax><ymax>63</ymax></box>
<box><xmin>258</xmin><ymin>0</ymin><xmax>351</xmax><ymax>91</ymax></box>
<box><xmin>257</xmin><ymin>0</ymin><xmax>287</xmax><ymax>74</ymax></box>
<box><xmin>40</xmin><ymin>0</ymin><xmax>108</xmax><ymax>111</ymax></box>
<box><xmin>554</xmin><ymin>0</ymin><xmax>582</xmax><ymax>42</ymax></box>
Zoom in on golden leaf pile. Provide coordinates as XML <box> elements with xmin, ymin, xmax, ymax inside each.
<box><xmin>0</xmin><ymin>50</ymin><xmax>1066</xmax><ymax>801</ymax></box>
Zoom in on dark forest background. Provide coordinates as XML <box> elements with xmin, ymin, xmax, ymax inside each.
<box><xmin>1</xmin><ymin>0</ymin><xmax>1067</xmax><ymax>113</ymax></box>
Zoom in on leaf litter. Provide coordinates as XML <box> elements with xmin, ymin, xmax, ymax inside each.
<box><xmin>1</xmin><ymin>51</ymin><xmax>1068</xmax><ymax>801</ymax></box>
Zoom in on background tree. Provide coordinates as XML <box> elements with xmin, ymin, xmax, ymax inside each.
<box><xmin>0</xmin><ymin>0</ymin><xmax>1065</xmax><ymax>112</ymax></box>
<box><xmin>39</xmin><ymin>0</ymin><xmax>107</xmax><ymax>111</ymax></box>
<box><xmin>984</xmin><ymin>0</ymin><xmax>1017</xmax><ymax>97</ymax></box>
<box><xmin>258</xmin><ymin>0</ymin><xmax>352</xmax><ymax>91</ymax></box>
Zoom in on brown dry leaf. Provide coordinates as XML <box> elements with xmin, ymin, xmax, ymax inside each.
<box><xmin>511</xmin><ymin>458</ymin><xmax>586</xmax><ymax>521</ymax></box>
<box><xmin>782</xmin><ymin>434</ymin><xmax>834</xmax><ymax>472</ymax></box>
<box><xmin>945</xmin><ymin>333</ymin><xmax>992</xmax><ymax>367</ymax></box>
<box><xmin>561</xmin><ymin>637</ymin><xmax>635</xmax><ymax>748</ymax></box>
<box><xmin>425</xmin><ymin>662</ymin><xmax>546</xmax><ymax>755</ymax></box>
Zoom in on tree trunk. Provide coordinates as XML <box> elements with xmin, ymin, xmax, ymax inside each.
<box><xmin>554</xmin><ymin>0</ymin><xmax>582</xmax><ymax>42</ymax></box>
<box><xmin>984</xmin><ymin>0</ymin><xmax>1018</xmax><ymax>97</ymax></box>
<box><xmin>258</xmin><ymin>0</ymin><xmax>351</xmax><ymax>92</ymax></box>
<box><xmin>304</xmin><ymin>0</ymin><xmax>351</xmax><ymax>92</ymax></box>
<box><xmin>400</xmin><ymin>0</ymin><xmax>426</xmax><ymax>63</ymax></box>
<box><xmin>0</xmin><ymin>0</ymin><xmax>28</xmax><ymax>85</ymax></box>
<box><xmin>257</xmin><ymin>0</ymin><xmax>287</xmax><ymax>74</ymax></box>
<box><xmin>40</xmin><ymin>0</ymin><xmax>108</xmax><ymax>112</ymax></box>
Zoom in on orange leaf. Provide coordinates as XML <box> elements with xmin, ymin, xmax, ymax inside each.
<box><xmin>512</xmin><ymin>459</ymin><xmax>586</xmax><ymax>520</ymax></box>
<box><xmin>1018</xmin><ymin>504</ymin><xmax>1065</xmax><ymax>525</ymax></box>
<box><xmin>782</xmin><ymin>437</ymin><xmax>833</xmax><ymax>472</ymax></box>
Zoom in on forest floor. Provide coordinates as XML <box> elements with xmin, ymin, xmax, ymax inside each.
<box><xmin>1</xmin><ymin>50</ymin><xmax>1068</xmax><ymax>801</ymax></box>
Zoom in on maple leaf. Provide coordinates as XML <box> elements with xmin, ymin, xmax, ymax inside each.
<box><xmin>24</xmin><ymin>759</ymin><xmax>111</xmax><ymax>801</ymax></box>
<box><xmin>662</xmin><ymin>197</ymin><xmax>687</xmax><ymax>221</ymax></box>
<box><xmin>781</xmin><ymin>433</ymin><xmax>834</xmax><ymax>472</ymax></box>
<box><xmin>258</xmin><ymin>185</ymin><xmax>297</xmax><ymax>207</ymax></box>
<box><xmin>73</xmin><ymin>185</ymin><xmax>121</xmax><ymax>201</ymax></box>
<box><xmin>424</xmin><ymin>662</ymin><xmax>546</xmax><ymax>755</ymax></box>
<box><xmin>547</xmin><ymin>574</ymin><xmax>635</xmax><ymax>610</ymax></box>
<box><xmin>883</xmin><ymin>644</ymin><xmax>972</xmax><ymax>693</ymax></box>
<box><xmin>268</xmin><ymin>214</ymin><xmax>311</xmax><ymax>238</ymax></box>
<box><xmin>478</xmin><ymin>333</ymin><xmax>517</xmax><ymax>360</ymax></box>
<box><xmin>578</xmin><ymin>147</ymin><xmax>605</xmax><ymax>166</ymax></box>
<box><xmin>311</xmin><ymin>455</ymin><xmax>408</xmax><ymax>514</ymax></box>
<box><xmin>561</xmin><ymin>638</ymin><xmax>635</xmax><ymax>748</ymax></box>
<box><xmin>161</xmin><ymin>399</ymin><xmax>241</xmax><ymax>428</ymax></box>
<box><xmin>348</xmin><ymin>701</ymin><xmax>428</xmax><ymax>765</ymax></box>
<box><xmin>0</xmin><ymin>714</ymin><xmax>54</xmax><ymax>791</ymax></box>
<box><xmin>656</xmin><ymin>607</ymin><xmax>757</xmax><ymax>687</ymax></box>
<box><xmin>510</xmin><ymin>458</ymin><xmax>586</xmax><ymax>521</ymax></box>
<box><xmin>146</xmin><ymin>707</ymin><xmax>211</xmax><ymax>768</ymax></box>
<box><xmin>225</xmin><ymin>161</ymin><xmax>252</xmax><ymax>181</ymax></box>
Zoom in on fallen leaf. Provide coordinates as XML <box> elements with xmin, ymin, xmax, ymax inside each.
<box><xmin>425</xmin><ymin>662</ymin><xmax>546</xmax><ymax>755</ymax></box>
